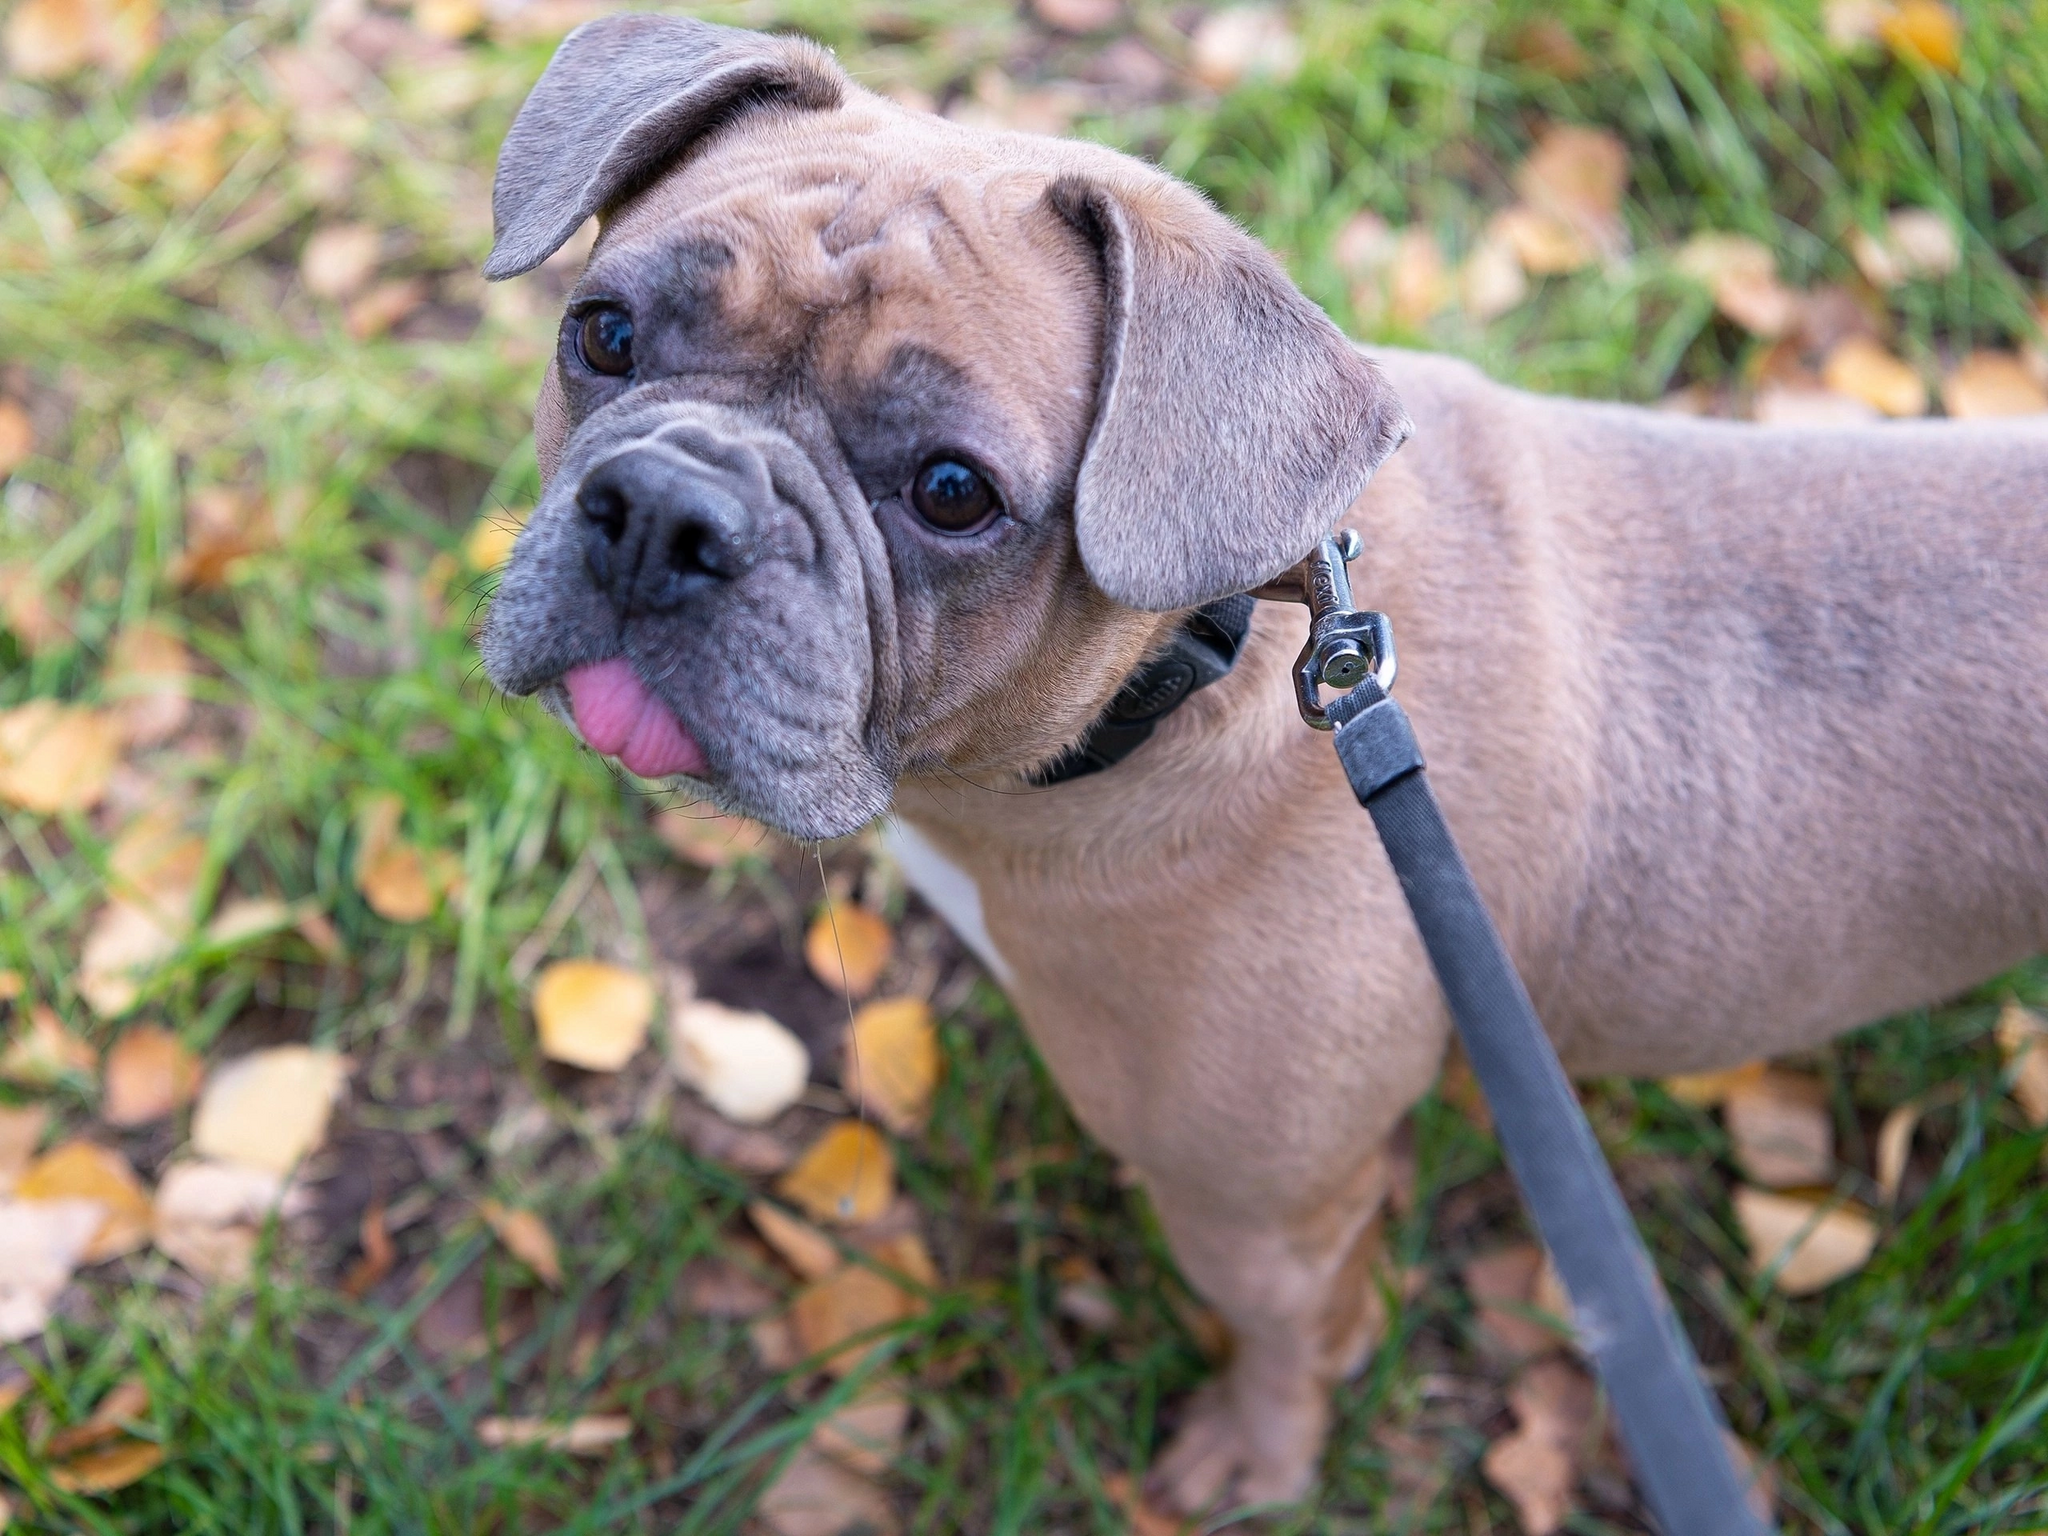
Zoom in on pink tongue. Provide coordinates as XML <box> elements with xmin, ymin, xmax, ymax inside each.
<box><xmin>564</xmin><ymin>659</ymin><xmax>708</xmax><ymax>779</ymax></box>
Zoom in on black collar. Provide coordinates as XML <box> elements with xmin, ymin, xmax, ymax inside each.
<box><xmin>1032</xmin><ymin>595</ymin><xmax>1256</xmax><ymax>786</ymax></box>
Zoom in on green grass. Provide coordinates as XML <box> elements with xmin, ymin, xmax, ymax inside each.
<box><xmin>4</xmin><ymin>0</ymin><xmax>2048</xmax><ymax>1530</ymax></box>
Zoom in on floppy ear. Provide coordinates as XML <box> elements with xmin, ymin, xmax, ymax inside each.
<box><xmin>484</xmin><ymin>14</ymin><xmax>843</xmax><ymax>280</ymax></box>
<box><xmin>1049</xmin><ymin>175</ymin><xmax>1411</xmax><ymax>611</ymax></box>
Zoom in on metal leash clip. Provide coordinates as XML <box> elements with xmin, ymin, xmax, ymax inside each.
<box><xmin>1250</xmin><ymin>529</ymin><xmax>1397</xmax><ymax>729</ymax></box>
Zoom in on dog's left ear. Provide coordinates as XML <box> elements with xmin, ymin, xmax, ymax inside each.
<box><xmin>485</xmin><ymin>14</ymin><xmax>843</xmax><ymax>280</ymax></box>
<box><xmin>1049</xmin><ymin>174</ymin><xmax>1411</xmax><ymax>611</ymax></box>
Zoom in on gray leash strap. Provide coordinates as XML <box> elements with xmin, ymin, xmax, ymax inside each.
<box><xmin>1251</xmin><ymin>531</ymin><xmax>1771</xmax><ymax>1534</ymax></box>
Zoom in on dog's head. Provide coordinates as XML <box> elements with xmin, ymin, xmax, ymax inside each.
<box><xmin>479</xmin><ymin>15</ymin><xmax>1409</xmax><ymax>838</ymax></box>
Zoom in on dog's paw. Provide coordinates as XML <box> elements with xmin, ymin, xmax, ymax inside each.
<box><xmin>1143</xmin><ymin>1377</ymin><xmax>1325</xmax><ymax>1517</ymax></box>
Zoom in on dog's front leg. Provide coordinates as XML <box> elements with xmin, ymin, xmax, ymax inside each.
<box><xmin>1138</xmin><ymin>1148</ymin><xmax>1396</xmax><ymax>1513</ymax></box>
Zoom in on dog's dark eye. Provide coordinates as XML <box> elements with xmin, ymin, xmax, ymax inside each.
<box><xmin>909</xmin><ymin>457</ymin><xmax>998</xmax><ymax>533</ymax></box>
<box><xmin>577</xmin><ymin>306</ymin><xmax>634</xmax><ymax>376</ymax></box>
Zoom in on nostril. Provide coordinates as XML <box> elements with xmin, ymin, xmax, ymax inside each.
<box><xmin>580</xmin><ymin>483</ymin><xmax>629</xmax><ymax>543</ymax></box>
<box><xmin>667</xmin><ymin>520</ymin><xmax>713</xmax><ymax>578</ymax></box>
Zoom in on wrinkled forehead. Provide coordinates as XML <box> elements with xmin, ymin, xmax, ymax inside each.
<box><xmin>578</xmin><ymin>102</ymin><xmax>1105</xmax><ymax>442</ymax></box>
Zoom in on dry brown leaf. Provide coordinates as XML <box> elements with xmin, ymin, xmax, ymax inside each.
<box><xmin>15</xmin><ymin>1140</ymin><xmax>151</xmax><ymax>1262</ymax></box>
<box><xmin>341</xmin><ymin>1199</ymin><xmax>395</xmax><ymax>1299</ymax></box>
<box><xmin>151</xmin><ymin>1159</ymin><xmax>295</xmax><ymax>1284</ymax></box>
<box><xmin>842</xmin><ymin>997</ymin><xmax>940</xmax><ymax>1136</ymax></box>
<box><xmin>479</xmin><ymin>1198</ymin><xmax>563</xmax><ymax>1287</ymax></box>
<box><xmin>1459</xmin><ymin>235</ymin><xmax>1529</xmax><ymax>322</ymax></box>
<box><xmin>779</xmin><ymin>1122</ymin><xmax>895</xmax><ymax>1227</ymax></box>
<box><xmin>476</xmin><ymin>1414</ymin><xmax>631</xmax><ymax>1453</ymax></box>
<box><xmin>0</xmin><ymin>1104</ymin><xmax>47</xmax><ymax>1190</ymax></box>
<box><xmin>105</xmin><ymin>623</ymin><xmax>193</xmax><ymax>747</ymax></box>
<box><xmin>1879</xmin><ymin>0</ymin><xmax>1960</xmax><ymax>72</ymax></box>
<box><xmin>683</xmin><ymin>1254</ymin><xmax>780</xmax><ymax>1319</ymax></box>
<box><xmin>344</xmin><ymin>277</ymin><xmax>429</xmax><ymax>341</ymax></box>
<box><xmin>1723</xmin><ymin>1069</ymin><xmax>1834</xmax><ymax>1188</ymax></box>
<box><xmin>0</xmin><ymin>1197</ymin><xmax>100</xmax><ymax>1341</ymax></box>
<box><xmin>0</xmin><ymin>970</ymin><xmax>19</xmax><ymax>1002</ymax></box>
<box><xmin>102</xmin><ymin>1024</ymin><xmax>201</xmax><ymax>1126</ymax></box>
<box><xmin>1463</xmin><ymin>1244</ymin><xmax>1564</xmax><ymax>1358</ymax></box>
<box><xmin>1733</xmin><ymin>1187</ymin><xmax>1879</xmax><ymax>1295</ymax></box>
<box><xmin>1482</xmin><ymin>1358</ymin><xmax>1598</xmax><ymax>1535</ymax></box>
<box><xmin>1514</xmin><ymin>125</ymin><xmax>1628</xmax><ymax>260</ymax></box>
<box><xmin>804</xmin><ymin>903</ymin><xmax>894</xmax><ymax>1000</ymax></box>
<box><xmin>750</xmin><ymin>1201</ymin><xmax>843</xmax><ymax>1281</ymax></box>
<box><xmin>1</xmin><ymin>1005</ymin><xmax>98</xmax><ymax>1084</ymax></box>
<box><xmin>751</xmin><ymin>1309</ymin><xmax>804</xmax><ymax>1371</ymax></box>
<box><xmin>79</xmin><ymin>901</ymin><xmax>186</xmax><ymax>1017</ymax></box>
<box><xmin>1663</xmin><ymin>1059</ymin><xmax>1767</xmax><ymax>1108</ymax></box>
<box><xmin>1488</xmin><ymin>204</ymin><xmax>1595</xmax><ymax>276</ymax></box>
<box><xmin>652</xmin><ymin>804</ymin><xmax>773</xmax><ymax>867</ymax></box>
<box><xmin>1677</xmin><ymin>233</ymin><xmax>1800</xmax><ymax>337</ymax></box>
<box><xmin>0</xmin><ymin>399</ymin><xmax>33</xmax><ymax>479</ymax></box>
<box><xmin>48</xmin><ymin>1437</ymin><xmax>165</xmax><ymax>1493</ymax></box>
<box><xmin>1996</xmin><ymin>1002</ymin><xmax>2048</xmax><ymax>1127</ymax></box>
<box><xmin>354</xmin><ymin>793</ymin><xmax>446</xmax><ymax>923</ymax></box>
<box><xmin>1104</xmin><ymin>1471</ymin><xmax>1192</xmax><ymax>1536</ymax></box>
<box><xmin>1187</xmin><ymin>5</ymin><xmax>1300</xmax><ymax>92</ymax></box>
<box><xmin>534</xmin><ymin>959</ymin><xmax>656</xmax><ymax>1072</ymax></box>
<box><xmin>815</xmin><ymin>1386</ymin><xmax>910</xmax><ymax>1476</ymax></box>
<box><xmin>0</xmin><ymin>701</ymin><xmax>119</xmax><ymax>814</ymax></box>
<box><xmin>757</xmin><ymin>1443</ymin><xmax>898</xmax><ymax>1536</ymax></box>
<box><xmin>1943</xmin><ymin>351</ymin><xmax>2048</xmax><ymax>419</ymax></box>
<box><xmin>173</xmin><ymin>485</ymin><xmax>272</xmax><ymax>588</ymax></box>
<box><xmin>1851</xmin><ymin>208</ymin><xmax>1961</xmax><ymax>288</ymax></box>
<box><xmin>46</xmin><ymin>1376</ymin><xmax>150</xmax><ymax>1457</ymax></box>
<box><xmin>0</xmin><ymin>560</ymin><xmax>69</xmax><ymax>652</ymax></box>
<box><xmin>1053</xmin><ymin>1253</ymin><xmax>1119</xmax><ymax>1331</ymax></box>
<box><xmin>792</xmin><ymin>1263</ymin><xmax>921</xmax><ymax>1376</ymax></box>
<box><xmin>190</xmin><ymin>1045</ymin><xmax>348</xmax><ymax>1173</ymax></box>
<box><xmin>1821</xmin><ymin>336</ymin><xmax>1928</xmax><ymax>417</ymax></box>
<box><xmin>301</xmin><ymin>223</ymin><xmax>381</xmax><ymax>301</ymax></box>
<box><xmin>205</xmin><ymin>895</ymin><xmax>297</xmax><ymax>946</ymax></box>
<box><xmin>1875</xmin><ymin>1099</ymin><xmax>1922</xmax><ymax>1203</ymax></box>
<box><xmin>668</xmin><ymin>997</ymin><xmax>808</xmax><ymax>1124</ymax></box>
<box><xmin>4</xmin><ymin>0</ymin><xmax>157</xmax><ymax>78</ymax></box>
<box><xmin>103</xmin><ymin>109</ymin><xmax>243</xmax><ymax>206</ymax></box>
<box><xmin>1387</xmin><ymin>227</ymin><xmax>1449</xmax><ymax>329</ymax></box>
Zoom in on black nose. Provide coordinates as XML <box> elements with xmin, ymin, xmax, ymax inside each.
<box><xmin>576</xmin><ymin>445</ymin><xmax>756</xmax><ymax>615</ymax></box>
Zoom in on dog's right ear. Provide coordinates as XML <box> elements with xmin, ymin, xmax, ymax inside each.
<box><xmin>484</xmin><ymin>15</ymin><xmax>843</xmax><ymax>280</ymax></box>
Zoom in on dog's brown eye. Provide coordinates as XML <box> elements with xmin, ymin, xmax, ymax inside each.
<box><xmin>578</xmin><ymin>306</ymin><xmax>634</xmax><ymax>376</ymax></box>
<box><xmin>909</xmin><ymin>457</ymin><xmax>997</xmax><ymax>533</ymax></box>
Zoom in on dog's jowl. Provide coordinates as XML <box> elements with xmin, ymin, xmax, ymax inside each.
<box><xmin>480</xmin><ymin>15</ymin><xmax>2048</xmax><ymax>1512</ymax></box>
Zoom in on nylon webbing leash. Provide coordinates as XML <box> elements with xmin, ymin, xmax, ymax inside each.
<box><xmin>1255</xmin><ymin>534</ymin><xmax>1772</xmax><ymax>1536</ymax></box>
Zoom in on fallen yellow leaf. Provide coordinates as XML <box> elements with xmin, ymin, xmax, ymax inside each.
<box><xmin>814</xmin><ymin>1385</ymin><xmax>909</xmax><ymax>1476</ymax></box>
<box><xmin>105</xmin><ymin>623</ymin><xmax>192</xmax><ymax>747</ymax></box>
<box><xmin>0</xmin><ymin>560</ymin><xmax>67</xmax><ymax>652</ymax></box>
<box><xmin>842</xmin><ymin>997</ymin><xmax>940</xmax><ymax>1136</ymax></box>
<box><xmin>777</xmin><ymin>1122</ymin><xmax>894</xmax><ymax>1226</ymax></box>
<box><xmin>479</xmin><ymin>1198</ymin><xmax>563</xmax><ymax>1286</ymax></box>
<box><xmin>1879</xmin><ymin>0</ymin><xmax>1960</xmax><ymax>72</ymax></box>
<box><xmin>1874</xmin><ymin>1099</ymin><xmax>1921</xmax><ymax>1202</ymax></box>
<box><xmin>1733</xmin><ymin>1187</ymin><xmax>1879</xmax><ymax>1295</ymax></box>
<box><xmin>533</xmin><ymin>959</ymin><xmax>655</xmax><ymax>1072</ymax></box>
<box><xmin>1662</xmin><ymin>1059</ymin><xmax>1767</xmax><ymax>1108</ymax></box>
<box><xmin>1</xmin><ymin>1005</ymin><xmax>98</xmax><ymax>1085</ymax></box>
<box><xmin>1943</xmin><ymin>351</ymin><xmax>2048</xmax><ymax>419</ymax></box>
<box><xmin>652</xmin><ymin>804</ymin><xmax>772</xmax><ymax>867</ymax></box>
<box><xmin>1481</xmin><ymin>1358</ymin><xmax>1598</xmax><ymax>1536</ymax></box>
<box><xmin>300</xmin><ymin>223</ymin><xmax>382</xmax><ymax>301</ymax></box>
<box><xmin>668</xmin><ymin>997</ymin><xmax>809</xmax><ymax>1124</ymax></box>
<box><xmin>102</xmin><ymin>1024</ymin><xmax>201</xmax><ymax>1127</ymax></box>
<box><xmin>79</xmin><ymin>900</ymin><xmax>187</xmax><ymax>1018</ymax></box>
<box><xmin>756</xmin><ymin>1444</ymin><xmax>897</xmax><ymax>1536</ymax></box>
<box><xmin>1458</xmin><ymin>235</ymin><xmax>1529</xmax><ymax>322</ymax></box>
<box><xmin>463</xmin><ymin>513</ymin><xmax>524</xmax><ymax>571</ymax></box>
<box><xmin>1186</xmin><ymin>4</ymin><xmax>1301</xmax><ymax>92</ymax></box>
<box><xmin>476</xmin><ymin>1414</ymin><xmax>631</xmax><ymax>1453</ymax></box>
<box><xmin>804</xmin><ymin>902</ymin><xmax>894</xmax><ymax>1000</ymax></box>
<box><xmin>48</xmin><ymin>1437</ymin><xmax>165</xmax><ymax>1494</ymax></box>
<box><xmin>1996</xmin><ymin>1002</ymin><xmax>2048</xmax><ymax>1127</ymax></box>
<box><xmin>102</xmin><ymin>109</ymin><xmax>239</xmax><ymax>206</ymax></box>
<box><xmin>748</xmin><ymin>1200</ymin><xmax>842</xmax><ymax>1281</ymax></box>
<box><xmin>0</xmin><ymin>1196</ymin><xmax>102</xmax><ymax>1342</ymax></box>
<box><xmin>45</xmin><ymin>1376</ymin><xmax>149</xmax><ymax>1457</ymax></box>
<box><xmin>4</xmin><ymin>0</ymin><xmax>157</xmax><ymax>79</ymax></box>
<box><xmin>0</xmin><ymin>1103</ymin><xmax>48</xmax><ymax>1188</ymax></box>
<box><xmin>1514</xmin><ymin>124</ymin><xmax>1629</xmax><ymax>260</ymax></box>
<box><xmin>792</xmin><ymin>1260</ymin><xmax>923</xmax><ymax>1376</ymax></box>
<box><xmin>345</xmin><ymin>277</ymin><xmax>429</xmax><ymax>341</ymax></box>
<box><xmin>354</xmin><ymin>794</ymin><xmax>446</xmax><ymax>923</ymax></box>
<box><xmin>414</xmin><ymin>0</ymin><xmax>485</xmax><ymax>39</ymax></box>
<box><xmin>1488</xmin><ymin>204</ymin><xmax>1594</xmax><ymax>276</ymax></box>
<box><xmin>0</xmin><ymin>701</ymin><xmax>120</xmax><ymax>814</ymax></box>
<box><xmin>172</xmin><ymin>485</ymin><xmax>272</xmax><ymax>589</ymax></box>
<box><xmin>1821</xmin><ymin>337</ymin><xmax>1928</xmax><ymax>417</ymax></box>
<box><xmin>190</xmin><ymin>1046</ymin><xmax>348</xmax><ymax>1173</ymax></box>
<box><xmin>15</xmin><ymin>1140</ymin><xmax>152</xmax><ymax>1262</ymax></box>
<box><xmin>1676</xmin><ymin>233</ymin><xmax>1800</xmax><ymax>337</ymax></box>
<box><xmin>151</xmin><ymin>1159</ymin><xmax>296</xmax><ymax>1284</ymax></box>
<box><xmin>0</xmin><ymin>399</ymin><xmax>32</xmax><ymax>478</ymax></box>
<box><xmin>1723</xmin><ymin>1069</ymin><xmax>1833</xmax><ymax>1189</ymax></box>
<box><xmin>1386</xmin><ymin>227</ymin><xmax>1449</xmax><ymax>329</ymax></box>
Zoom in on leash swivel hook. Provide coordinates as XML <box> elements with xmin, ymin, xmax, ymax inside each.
<box><xmin>1250</xmin><ymin>529</ymin><xmax>1396</xmax><ymax>729</ymax></box>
